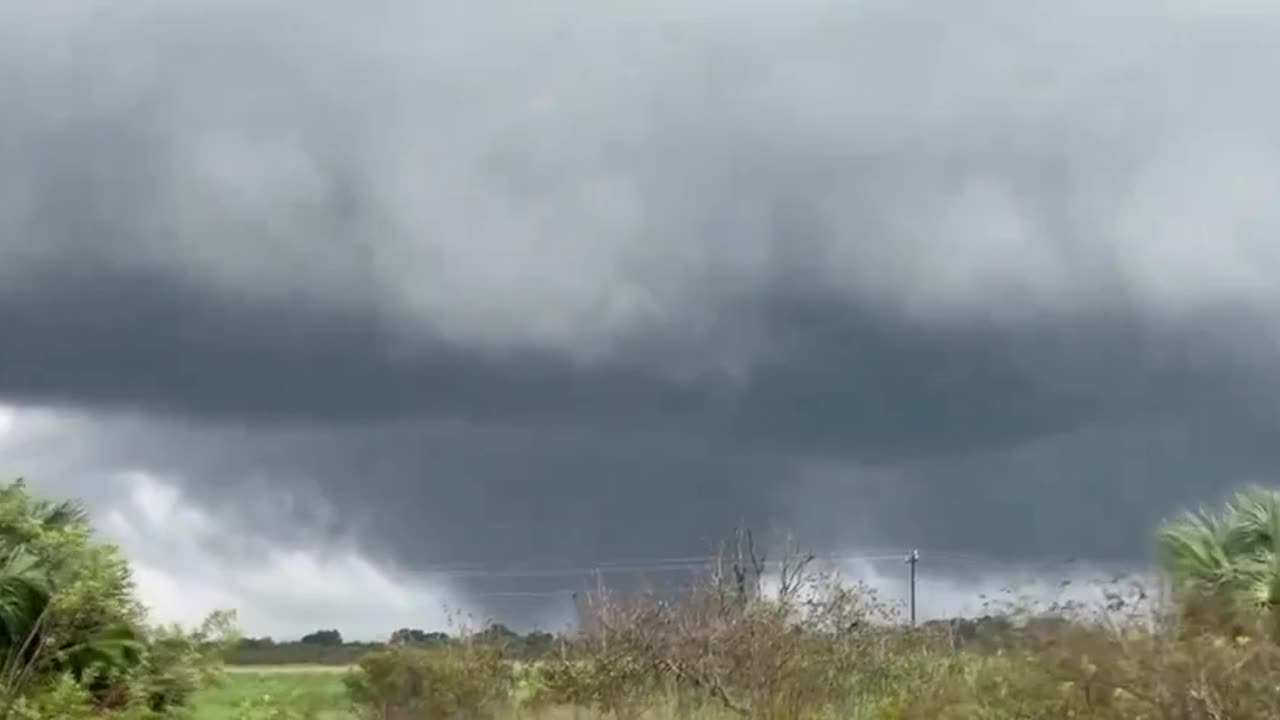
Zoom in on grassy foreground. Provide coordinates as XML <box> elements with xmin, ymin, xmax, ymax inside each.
<box><xmin>193</xmin><ymin>664</ymin><xmax>740</xmax><ymax>720</ymax></box>
<box><xmin>194</xmin><ymin>665</ymin><xmax>620</xmax><ymax>720</ymax></box>
<box><xmin>194</xmin><ymin>666</ymin><xmax>353</xmax><ymax>720</ymax></box>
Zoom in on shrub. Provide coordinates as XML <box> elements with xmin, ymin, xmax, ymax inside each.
<box><xmin>6</xmin><ymin>672</ymin><xmax>167</xmax><ymax>720</ymax></box>
<box><xmin>135</xmin><ymin>609</ymin><xmax>241</xmax><ymax>713</ymax></box>
<box><xmin>344</xmin><ymin>643</ymin><xmax>512</xmax><ymax>720</ymax></box>
<box><xmin>538</xmin><ymin>531</ymin><xmax>936</xmax><ymax>719</ymax></box>
<box><xmin>1030</xmin><ymin>613</ymin><xmax>1280</xmax><ymax>719</ymax></box>
<box><xmin>6</xmin><ymin>673</ymin><xmax>99</xmax><ymax>720</ymax></box>
<box><xmin>889</xmin><ymin>583</ymin><xmax>1280</xmax><ymax>720</ymax></box>
<box><xmin>873</xmin><ymin>651</ymin><xmax>1133</xmax><ymax>720</ymax></box>
<box><xmin>521</xmin><ymin>646</ymin><xmax>665</xmax><ymax>719</ymax></box>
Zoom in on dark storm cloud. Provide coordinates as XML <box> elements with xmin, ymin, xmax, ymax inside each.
<box><xmin>1</xmin><ymin>271</ymin><xmax>1247</xmax><ymax>461</ymax></box>
<box><xmin>788</xmin><ymin>414</ymin><xmax>1280</xmax><ymax>563</ymax></box>
<box><xmin>4</xmin><ymin>0</ymin><xmax>1280</xmax><ymax>620</ymax></box>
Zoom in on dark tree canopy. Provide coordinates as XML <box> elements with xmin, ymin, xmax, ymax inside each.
<box><xmin>300</xmin><ymin>629</ymin><xmax>344</xmax><ymax>646</ymax></box>
<box><xmin>389</xmin><ymin>628</ymin><xmax>450</xmax><ymax>646</ymax></box>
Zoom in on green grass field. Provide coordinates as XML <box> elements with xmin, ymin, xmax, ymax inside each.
<box><xmin>194</xmin><ymin>662</ymin><xmax>709</xmax><ymax>720</ymax></box>
<box><xmin>194</xmin><ymin>664</ymin><xmax>583</xmax><ymax>720</ymax></box>
<box><xmin>194</xmin><ymin>665</ymin><xmax>353</xmax><ymax>720</ymax></box>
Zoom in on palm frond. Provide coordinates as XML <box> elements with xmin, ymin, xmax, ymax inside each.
<box><xmin>31</xmin><ymin>499</ymin><xmax>89</xmax><ymax>530</ymax></box>
<box><xmin>0</xmin><ymin>545</ymin><xmax>51</xmax><ymax>651</ymax></box>
<box><xmin>52</xmin><ymin>621</ymin><xmax>146</xmax><ymax>681</ymax></box>
<box><xmin>1155</xmin><ymin>507</ymin><xmax>1234</xmax><ymax>590</ymax></box>
<box><xmin>1221</xmin><ymin>486</ymin><xmax>1280</xmax><ymax>557</ymax></box>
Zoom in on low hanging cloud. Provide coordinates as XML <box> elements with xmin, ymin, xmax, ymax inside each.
<box><xmin>0</xmin><ymin>409</ymin><xmax>464</xmax><ymax>638</ymax></box>
<box><xmin>2</xmin><ymin>0</ymin><xmax>1280</xmax><ymax>632</ymax></box>
<box><xmin>105</xmin><ymin>473</ymin><xmax>468</xmax><ymax>639</ymax></box>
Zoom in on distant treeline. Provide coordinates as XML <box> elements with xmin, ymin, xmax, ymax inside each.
<box><xmin>228</xmin><ymin>615</ymin><xmax>1058</xmax><ymax>666</ymax></box>
<box><xmin>228</xmin><ymin>624</ymin><xmax>561</xmax><ymax>665</ymax></box>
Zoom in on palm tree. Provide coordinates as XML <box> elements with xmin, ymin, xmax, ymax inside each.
<box><xmin>0</xmin><ymin>481</ymin><xmax>143</xmax><ymax>706</ymax></box>
<box><xmin>0</xmin><ymin>479</ymin><xmax>90</xmax><ymax>547</ymax></box>
<box><xmin>1156</xmin><ymin>486</ymin><xmax>1280</xmax><ymax>634</ymax></box>
<box><xmin>0</xmin><ymin>540</ymin><xmax>54</xmax><ymax>717</ymax></box>
<box><xmin>0</xmin><ymin>544</ymin><xmax>50</xmax><ymax>654</ymax></box>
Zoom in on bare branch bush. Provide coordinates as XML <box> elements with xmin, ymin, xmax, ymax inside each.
<box><xmin>1027</xmin><ymin>579</ymin><xmax>1280</xmax><ymax>719</ymax></box>
<box><xmin>889</xmin><ymin>574</ymin><xmax>1280</xmax><ymax>719</ymax></box>
<box><xmin>525</xmin><ymin>528</ymin><xmax>942</xmax><ymax>719</ymax></box>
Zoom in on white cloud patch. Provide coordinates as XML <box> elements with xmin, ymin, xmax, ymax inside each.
<box><xmin>109</xmin><ymin>477</ymin><xmax>462</xmax><ymax>640</ymax></box>
<box><xmin>0</xmin><ymin>404</ymin><xmax>460</xmax><ymax>640</ymax></box>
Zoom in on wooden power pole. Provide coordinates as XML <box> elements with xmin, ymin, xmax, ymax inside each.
<box><xmin>906</xmin><ymin>548</ymin><xmax>919</xmax><ymax>626</ymax></box>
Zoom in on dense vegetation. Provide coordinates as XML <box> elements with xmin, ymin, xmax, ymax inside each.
<box><xmin>0</xmin><ymin>480</ymin><xmax>238</xmax><ymax>719</ymax></box>
<box><xmin>12</xmin><ymin>478</ymin><xmax>1280</xmax><ymax>718</ymax></box>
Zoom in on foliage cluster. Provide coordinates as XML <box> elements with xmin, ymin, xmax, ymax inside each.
<box><xmin>343</xmin><ymin>641</ymin><xmax>511</xmax><ymax>720</ymax></box>
<box><xmin>0</xmin><ymin>479</ymin><xmax>238</xmax><ymax>719</ymax></box>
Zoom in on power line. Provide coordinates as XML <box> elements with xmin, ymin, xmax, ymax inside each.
<box><xmin>406</xmin><ymin>552</ymin><xmax>910</xmax><ymax>580</ymax></box>
<box><xmin>429</xmin><ymin>553</ymin><xmax>1101</xmax><ymax>582</ymax></box>
<box><xmin>441</xmin><ymin>550</ymin><xmax>1134</xmax><ymax>617</ymax></box>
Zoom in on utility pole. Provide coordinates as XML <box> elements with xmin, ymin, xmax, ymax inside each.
<box><xmin>905</xmin><ymin>548</ymin><xmax>919</xmax><ymax>626</ymax></box>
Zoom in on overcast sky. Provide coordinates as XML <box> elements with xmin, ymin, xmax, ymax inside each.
<box><xmin>2</xmin><ymin>0</ymin><xmax>1280</xmax><ymax>639</ymax></box>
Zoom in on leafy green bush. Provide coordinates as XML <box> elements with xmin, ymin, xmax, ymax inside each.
<box><xmin>521</xmin><ymin>651</ymin><xmax>664</xmax><ymax>719</ymax></box>
<box><xmin>5</xmin><ymin>673</ymin><xmax>99</xmax><ymax>720</ymax></box>
<box><xmin>0</xmin><ymin>480</ymin><xmax>240</xmax><ymax>719</ymax></box>
<box><xmin>135</xmin><ymin>609</ymin><xmax>241</xmax><ymax>713</ymax></box>
<box><xmin>344</xmin><ymin>643</ymin><xmax>512</xmax><ymax>720</ymax></box>
<box><xmin>6</xmin><ymin>672</ymin><xmax>169</xmax><ymax>720</ymax></box>
<box><xmin>0</xmin><ymin>479</ymin><xmax>147</xmax><ymax>705</ymax></box>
